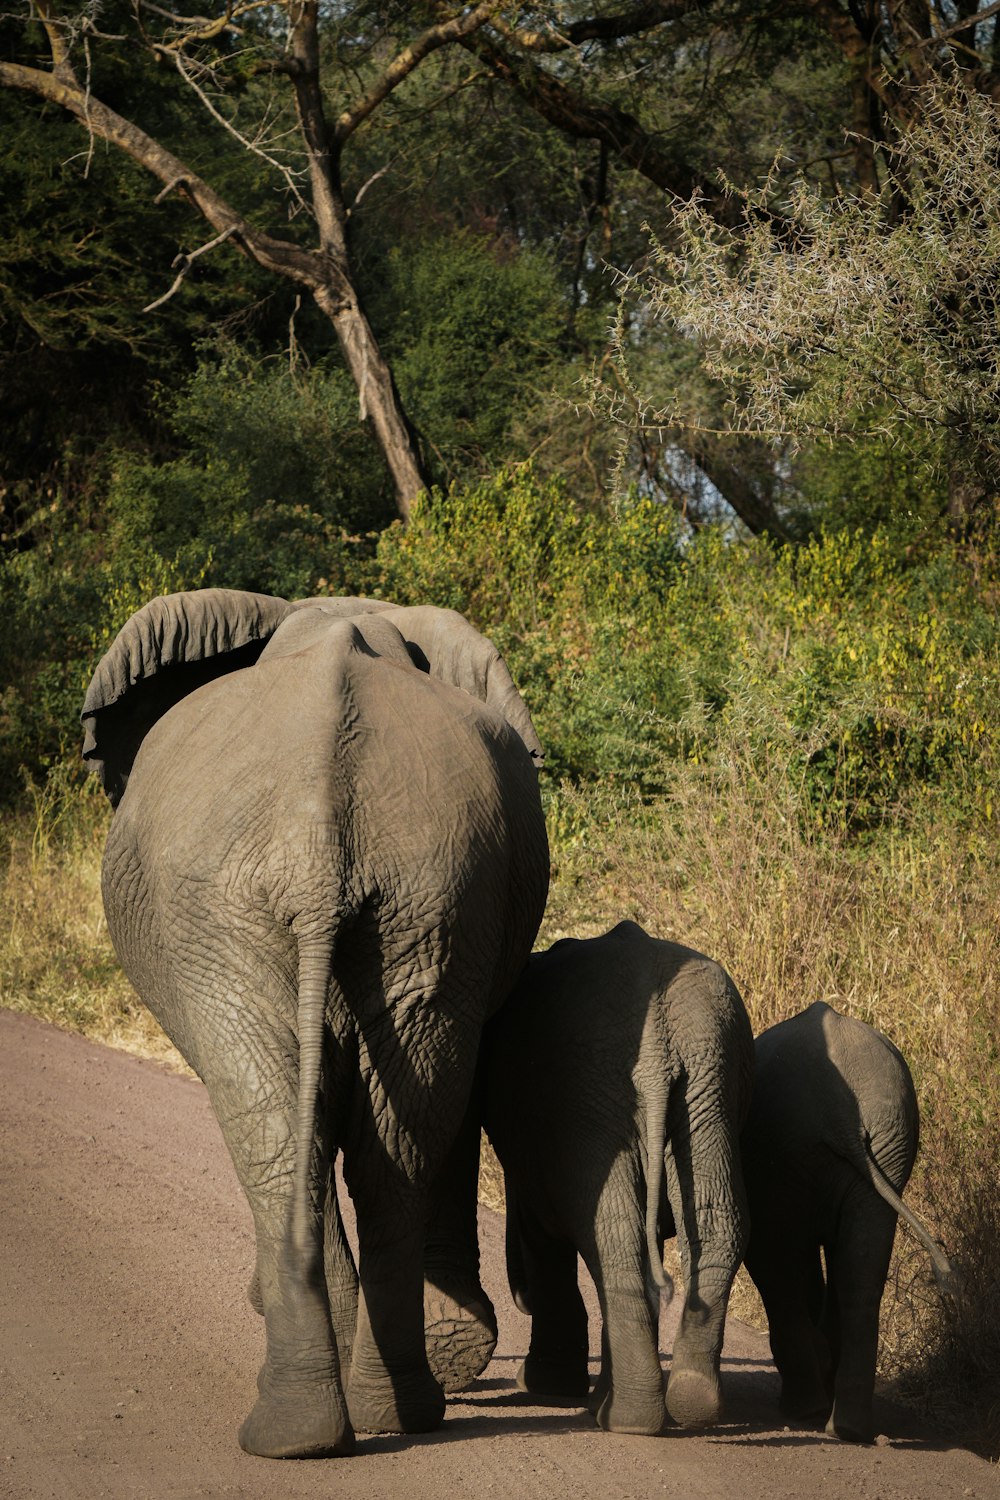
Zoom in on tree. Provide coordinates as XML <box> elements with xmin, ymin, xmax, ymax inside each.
<box><xmin>793</xmin><ymin>0</ymin><xmax>1000</xmax><ymax>195</ymax></box>
<box><xmin>606</xmin><ymin>82</ymin><xmax>1000</xmax><ymax>531</ymax></box>
<box><xmin>0</xmin><ymin>0</ymin><xmax>723</xmax><ymax>519</ymax></box>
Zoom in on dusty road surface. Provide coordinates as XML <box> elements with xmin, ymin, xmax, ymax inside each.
<box><xmin>1</xmin><ymin>1010</ymin><xmax>995</xmax><ymax>1500</ymax></box>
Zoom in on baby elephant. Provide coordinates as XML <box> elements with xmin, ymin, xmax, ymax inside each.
<box><xmin>742</xmin><ymin>1001</ymin><xmax>956</xmax><ymax>1443</ymax></box>
<box><xmin>483</xmin><ymin>921</ymin><xmax>753</xmax><ymax>1436</ymax></box>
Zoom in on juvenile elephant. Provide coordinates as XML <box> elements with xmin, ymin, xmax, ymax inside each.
<box><xmin>742</xmin><ymin>1001</ymin><xmax>956</xmax><ymax>1443</ymax></box>
<box><xmin>483</xmin><ymin>921</ymin><xmax>753</xmax><ymax>1435</ymax></box>
<box><xmin>82</xmin><ymin>588</ymin><xmax>548</xmax><ymax>1458</ymax></box>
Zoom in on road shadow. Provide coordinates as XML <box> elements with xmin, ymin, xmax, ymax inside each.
<box><xmin>417</xmin><ymin>1356</ymin><xmax>964</xmax><ymax>1460</ymax></box>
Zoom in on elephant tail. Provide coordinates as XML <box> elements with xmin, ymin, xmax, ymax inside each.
<box><xmin>290</xmin><ymin>931</ymin><xmax>335</xmax><ymax>1260</ymax></box>
<box><xmin>643</xmin><ymin>1066</ymin><xmax>674</xmax><ymax>1301</ymax></box>
<box><xmin>855</xmin><ymin>1136</ymin><xmax>961</xmax><ymax>1299</ymax></box>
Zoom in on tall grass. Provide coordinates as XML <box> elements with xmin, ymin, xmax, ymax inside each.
<box><xmin>540</xmin><ymin>751</ymin><xmax>1000</xmax><ymax>1454</ymax></box>
<box><xmin>0</xmin><ymin>767</ymin><xmax>186</xmax><ymax>1070</ymax></box>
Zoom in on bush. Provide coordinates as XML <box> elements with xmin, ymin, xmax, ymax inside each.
<box><xmin>374</xmin><ymin>467</ymin><xmax>684</xmax><ymax>784</ymax></box>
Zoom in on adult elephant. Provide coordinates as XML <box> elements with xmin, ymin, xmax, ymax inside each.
<box><xmin>81</xmin><ymin>589</ymin><xmax>548</xmax><ymax>1459</ymax></box>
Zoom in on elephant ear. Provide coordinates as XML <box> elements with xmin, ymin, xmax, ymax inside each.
<box><xmin>81</xmin><ymin>588</ymin><xmax>294</xmax><ymax>806</ymax></box>
<box><xmin>386</xmin><ymin>605</ymin><xmax>544</xmax><ymax>769</ymax></box>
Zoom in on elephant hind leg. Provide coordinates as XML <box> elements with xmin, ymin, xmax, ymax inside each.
<box><xmin>239</xmin><ymin>1234</ymin><xmax>355</xmax><ymax>1459</ymax></box>
<box><xmin>583</xmin><ymin>1173</ymin><xmax>666</xmax><ymax>1436</ymax></box>
<box><xmin>748</xmin><ymin>1238</ymin><xmax>831</xmax><ymax>1426</ymax></box>
<box><xmin>423</xmin><ymin>1103</ymin><xmax>498</xmax><ymax>1394</ymax></box>
<box><xmin>824</xmin><ymin>1196</ymin><xmax>897</xmax><ymax>1444</ymax></box>
<box><xmin>195</xmin><ymin>987</ymin><xmax>354</xmax><ymax>1459</ymax></box>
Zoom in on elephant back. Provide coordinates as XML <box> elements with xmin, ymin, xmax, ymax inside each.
<box><xmin>82</xmin><ymin>590</ymin><xmax>544</xmax><ymax>808</ymax></box>
<box><xmin>386</xmin><ymin>605</ymin><xmax>543</xmax><ymax>768</ymax></box>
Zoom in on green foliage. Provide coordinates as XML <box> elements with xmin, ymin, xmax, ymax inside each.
<box><xmin>164</xmin><ymin>344</ymin><xmax>393</xmax><ymax>533</ymax></box>
<box><xmin>375</xmin><ymin>477</ymin><xmax>999</xmax><ymax>841</ymax></box>
<box><xmin>374</xmin><ymin>468</ymin><xmax>683</xmax><ymax>784</ymax></box>
<box><xmin>95</xmin><ymin>342</ymin><xmax>392</xmax><ymax>609</ymax></box>
<box><xmin>375</xmin><ymin>232</ymin><xmax>567</xmax><ymax>481</ymax></box>
<box><xmin>0</xmin><ymin>342</ymin><xmax>393</xmax><ymax>796</ymax></box>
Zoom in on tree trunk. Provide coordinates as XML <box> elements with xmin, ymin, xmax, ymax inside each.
<box><xmin>0</xmin><ymin>54</ymin><xmax>429</xmax><ymax>520</ymax></box>
<box><xmin>316</xmin><ymin>286</ymin><xmax>426</xmax><ymax>516</ymax></box>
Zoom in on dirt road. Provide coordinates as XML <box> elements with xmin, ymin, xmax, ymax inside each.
<box><xmin>1</xmin><ymin>1010</ymin><xmax>994</xmax><ymax>1500</ymax></box>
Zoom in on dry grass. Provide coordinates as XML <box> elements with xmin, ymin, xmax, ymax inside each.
<box><xmin>0</xmin><ymin>774</ymin><xmax>188</xmax><ymax>1073</ymax></box>
<box><xmin>543</xmin><ymin>763</ymin><xmax>1000</xmax><ymax>1455</ymax></box>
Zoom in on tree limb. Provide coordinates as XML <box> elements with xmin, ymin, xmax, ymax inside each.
<box><xmin>490</xmin><ymin>0</ymin><xmax>696</xmax><ymax>53</ymax></box>
<box><xmin>454</xmin><ymin>24</ymin><xmax>700</xmax><ymax>200</ymax></box>
<box><xmin>929</xmin><ymin>0</ymin><xmax>1000</xmax><ymax>41</ymax></box>
<box><xmin>0</xmin><ymin>57</ymin><xmax>326</xmax><ymax>291</ymax></box>
<box><xmin>142</xmin><ymin>224</ymin><xmax>238</xmax><ymax>311</ymax></box>
<box><xmin>333</xmin><ymin>0</ymin><xmax>499</xmax><ymax>141</ymax></box>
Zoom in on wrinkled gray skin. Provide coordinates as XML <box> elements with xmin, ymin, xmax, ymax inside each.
<box><xmin>483</xmin><ymin>922</ymin><xmax>753</xmax><ymax>1436</ymax></box>
<box><xmin>742</xmin><ymin>1002</ymin><xmax>956</xmax><ymax>1444</ymax></box>
<box><xmin>82</xmin><ymin>589</ymin><xmax>548</xmax><ymax>1459</ymax></box>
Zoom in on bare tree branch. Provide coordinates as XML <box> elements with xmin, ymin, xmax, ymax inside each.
<box><xmin>928</xmin><ymin>0</ymin><xmax>1000</xmax><ymax>41</ymax></box>
<box><xmin>142</xmin><ymin>224</ymin><xmax>238</xmax><ymax>311</ymax></box>
<box><xmin>333</xmin><ymin>0</ymin><xmax>499</xmax><ymax>142</ymax></box>
<box><xmin>172</xmin><ymin>51</ymin><xmax>312</xmax><ymax>218</ymax></box>
<box><xmin>490</xmin><ymin>0</ymin><xmax>695</xmax><ymax>53</ymax></box>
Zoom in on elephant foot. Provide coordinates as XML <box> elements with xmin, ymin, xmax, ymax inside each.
<box><xmin>780</xmin><ymin>1383</ymin><xmax>831</xmax><ymax>1426</ymax></box>
<box><xmin>593</xmin><ymin>1383</ymin><xmax>667</xmax><ymax>1436</ymax></box>
<box><xmin>826</xmin><ymin>1408</ymin><xmax>874</xmax><ymax>1444</ymax></box>
<box><xmin>238</xmin><ymin>1380</ymin><xmax>355</xmax><ymax>1459</ymax></box>
<box><xmin>423</xmin><ymin>1281</ymin><xmax>498</xmax><ymax>1394</ymax></box>
<box><xmin>665</xmin><ymin>1367</ymin><xmax>723</xmax><ymax>1428</ymax></box>
<box><xmin>517</xmin><ymin>1354</ymin><xmax>590</xmax><ymax>1401</ymax></box>
<box><xmin>347</xmin><ymin>1364</ymin><xmax>446</xmax><ymax>1435</ymax></box>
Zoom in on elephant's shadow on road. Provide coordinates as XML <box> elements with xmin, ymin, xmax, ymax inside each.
<box><xmin>355</xmin><ymin>1353</ymin><xmax>958</xmax><ymax>1458</ymax></box>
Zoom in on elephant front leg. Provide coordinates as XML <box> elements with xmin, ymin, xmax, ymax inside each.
<box><xmin>324</xmin><ymin>1168</ymin><xmax>359</xmax><ymax>1381</ymax></box>
<box><xmin>511</xmin><ymin>1195</ymin><xmax>590</xmax><ymax>1400</ymax></box>
<box><xmin>745</xmin><ymin>1234</ymin><xmax>831</xmax><ymax>1425</ymax></box>
<box><xmin>824</xmin><ymin>1197</ymin><xmax>897</xmax><ymax>1443</ymax></box>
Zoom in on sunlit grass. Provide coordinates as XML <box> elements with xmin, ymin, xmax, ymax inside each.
<box><xmin>0</xmin><ymin>771</ymin><xmax>187</xmax><ymax>1072</ymax></box>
